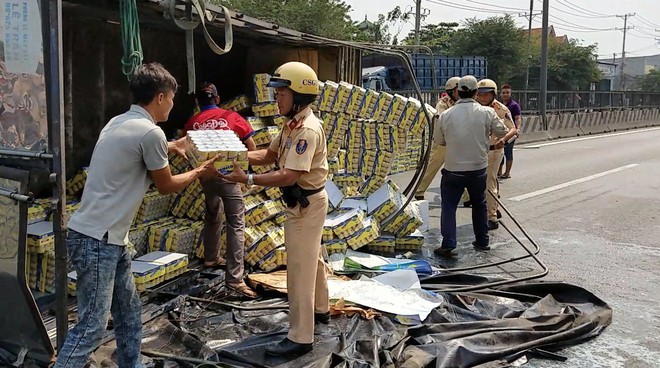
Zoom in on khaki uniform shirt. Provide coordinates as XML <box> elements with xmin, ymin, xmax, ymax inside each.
<box><xmin>269</xmin><ymin>107</ymin><xmax>328</xmax><ymax>190</ymax></box>
<box><xmin>435</xmin><ymin>95</ymin><xmax>456</xmax><ymax>115</ymax></box>
<box><xmin>489</xmin><ymin>100</ymin><xmax>514</xmax><ymax>146</ymax></box>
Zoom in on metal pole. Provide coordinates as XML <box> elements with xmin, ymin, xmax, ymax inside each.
<box><xmin>524</xmin><ymin>0</ymin><xmax>533</xmax><ymax>91</ymax></box>
<box><xmin>620</xmin><ymin>15</ymin><xmax>628</xmax><ymax>90</ymax></box>
<box><xmin>414</xmin><ymin>0</ymin><xmax>421</xmax><ymax>45</ymax></box>
<box><xmin>616</xmin><ymin>13</ymin><xmax>635</xmax><ymax>91</ymax></box>
<box><xmin>539</xmin><ymin>0</ymin><xmax>549</xmax><ymax>129</ymax></box>
<box><xmin>42</xmin><ymin>0</ymin><xmax>68</xmax><ymax>349</ymax></box>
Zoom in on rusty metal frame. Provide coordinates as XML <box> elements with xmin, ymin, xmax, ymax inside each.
<box><xmin>0</xmin><ymin>166</ymin><xmax>54</xmax><ymax>364</ymax></box>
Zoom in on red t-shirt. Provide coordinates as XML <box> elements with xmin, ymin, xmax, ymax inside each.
<box><xmin>183</xmin><ymin>106</ymin><xmax>254</xmax><ymax>141</ymax></box>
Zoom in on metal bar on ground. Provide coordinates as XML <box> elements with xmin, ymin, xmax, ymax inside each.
<box><xmin>422</xmin><ymin>189</ymin><xmax>549</xmax><ymax>292</ymax></box>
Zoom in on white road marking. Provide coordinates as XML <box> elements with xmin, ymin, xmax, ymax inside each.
<box><xmin>508</xmin><ymin>164</ymin><xmax>639</xmax><ymax>201</ymax></box>
<box><xmin>524</xmin><ymin>127</ymin><xmax>660</xmax><ymax>148</ymax></box>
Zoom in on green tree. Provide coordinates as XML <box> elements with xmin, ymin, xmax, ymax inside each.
<box><xmin>353</xmin><ymin>14</ymin><xmax>392</xmax><ymax>44</ymax></box>
<box><xmin>450</xmin><ymin>16</ymin><xmax>526</xmax><ymax>85</ymax></box>
<box><xmin>638</xmin><ymin>69</ymin><xmax>660</xmax><ymax>92</ymax></box>
<box><xmin>522</xmin><ymin>39</ymin><xmax>602</xmax><ymax>90</ymax></box>
<box><xmin>214</xmin><ymin>0</ymin><xmax>404</xmax><ymax>43</ymax></box>
<box><xmin>214</xmin><ymin>0</ymin><xmax>356</xmax><ymax>40</ymax></box>
<box><xmin>402</xmin><ymin>22</ymin><xmax>459</xmax><ymax>54</ymax></box>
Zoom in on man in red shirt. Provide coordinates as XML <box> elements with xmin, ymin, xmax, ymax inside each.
<box><xmin>184</xmin><ymin>82</ymin><xmax>257</xmax><ymax>298</ymax></box>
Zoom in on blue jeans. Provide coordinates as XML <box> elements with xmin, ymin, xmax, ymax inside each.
<box><xmin>440</xmin><ymin>168</ymin><xmax>489</xmax><ymax>249</ymax></box>
<box><xmin>55</xmin><ymin>231</ymin><xmax>144</xmax><ymax>368</ymax></box>
<box><xmin>503</xmin><ymin>140</ymin><xmax>515</xmax><ymax>162</ymax></box>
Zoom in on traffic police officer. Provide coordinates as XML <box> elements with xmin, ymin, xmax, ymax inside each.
<box><xmin>476</xmin><ymin>79</ymin><xmax>518</xmax><ymax>230</ymax></box>
<box><xmin>415</xmin><ymin>76</ymin><xmax>461</xmax><ymax>200</ymax></box>
<box><xmin>221</xmin><ymin>61</ymin><xmax>329</xmax><ymax>357</ymax></box>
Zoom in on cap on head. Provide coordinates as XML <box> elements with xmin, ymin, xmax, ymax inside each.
<box><xmin>477</xmin><ymin>78</ymin><xmax>498</xmax><ymax>94</ymax></box>
<box><xmin>458</xmin><ymin>75</ymin><xmax>478</xmax><ymax>92</ymax></box>
<box><xmin>445</xmin><ymin>76</ymin><xmax>461</xmax><ymax>91</ymax></box>
<box><xmin>196</xmin><ymin>82</ymin><xmax>218</xmax><ymax>99</ymax></box>
<box><xmin>267</xmin><ymin>61</ymin><xmax>320</xmax><ymax>96</ymax></box>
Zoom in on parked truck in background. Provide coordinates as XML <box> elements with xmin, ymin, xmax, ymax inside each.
<box><xmin>362</xmin><ymin>54</ymin><xmax>488</xmax><ymax>92</ymax></box>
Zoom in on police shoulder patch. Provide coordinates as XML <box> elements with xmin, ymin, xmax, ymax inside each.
<box><xmin>295</xmin><ymin>139</ymin><xmax>308</xmax><ymax>155</ymax></box>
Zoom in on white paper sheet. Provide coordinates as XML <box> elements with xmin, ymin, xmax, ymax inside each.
<box><xmin>328</xmin><ymin>278</ymin><xmax>443</xmax><ymax>321</ymax></box>
<box><xmin>373</xmin><ymin>269</ymin><xmax>421</xmax><ymax>290</ymax></box>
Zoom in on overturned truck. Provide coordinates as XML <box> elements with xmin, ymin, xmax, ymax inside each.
<box><xmin>0</xmin><ymin>1</ymin><xmax>611</xmax><ymax>367</ymax></box>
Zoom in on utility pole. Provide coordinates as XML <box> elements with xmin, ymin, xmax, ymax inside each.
<box><xmin>540</xmin><ymin>0</ymin><xmax>549</xmax><ymax>129</ymax></box>
<box><xmin>616</xmin><ymin>13</ymin><xmax>635</xmax><ymax>91</ymax></box>
<box><xmin>414</xmin><ymin>0</ymin><xmax>422</xmax><ymax>45</ymax></box>
<box><xmin>518</xmin><ymin>0</ymin><xmax>542</xmax><ymax>91</ymax></box>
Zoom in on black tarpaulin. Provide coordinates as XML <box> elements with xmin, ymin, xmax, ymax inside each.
<box><xmin>136</xmin><ymin>278</ymin><xmax>612</xmax><ymax>368</ymax></box>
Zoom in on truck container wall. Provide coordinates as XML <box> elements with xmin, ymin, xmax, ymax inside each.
<box><xmin>411</xmin><ymin>54</ymin><xmax>487</xmax><ymax>90</ymax></box>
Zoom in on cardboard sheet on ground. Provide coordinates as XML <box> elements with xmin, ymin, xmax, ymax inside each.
<box><xmin>247</xmin><ymin>270</ymin><xmax>348</xmax><ymax>293</ymax></box>
<box><xmin>328</xmin><ymin>269</ymin><xmax>444</xmax><ymax>321</ymax></box>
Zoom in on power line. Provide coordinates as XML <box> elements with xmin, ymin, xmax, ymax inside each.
<box><xmin>426</xmin><ymin>0</ymin><xmax>622</xmax><ymax>35</ymax></box>
<box><xmin>627</xmin><ymin>30</ymin><xmax>657</xmax><ymax>40</ymax></box>
<box><xmin>627</xmin><ymin>24</ymin><xmax>660</xmax><ymax>37</ymax></box>
<box><xmin>559</xmin><ymin>0</ymin><xmax>610</xmax><ymax>17</ymax></box>
<box><xmin>464</xmin><ymin>0</ymin><xmax>526</xmax><ymax>12</ymax></box>
<box><xmin>424</xmin><ymin>0</ymin><xmax>518</xmax><ymax>15</ymax></box>
<box><xmin>627</xmin><ymin>43</ymin><xmax>660</xmax><ymax>54</ymax></box>
<box><xmin>552</xmin><ymin>0</ymin><xmax>616</xmax><ymax>19</ymax></box>
<box><xmin>548</xmin><ymin>15</ymin><xmax>615</xmax><ymax>31</ymax></box>
<box><xmin>629</xmin><ymin>23</ymin><xmax>657</xmax><ymax>33</ymax></box>
<box><xmin>531</xmin><ymin>17</ymin><xmax>614</xmax><ymax>34</ymax></box>
<box><xmin>637</xmin><ymin>15</ymin><xmax>660</xmax><ymax>29</ymax></box>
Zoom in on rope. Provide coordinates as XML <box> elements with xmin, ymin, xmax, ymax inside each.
<box><xmin>119</xmin><ymin>0</ymin><xmax>143</xmax><ymax>79</ymax></box>
<box><xmin>163</xmin><ymin>0</ymin><xmax>234</xmax><ymax>56</ymax></box>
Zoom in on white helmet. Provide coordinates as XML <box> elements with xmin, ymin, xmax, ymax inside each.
<box><xmin>445</xmin><ymin>76</ymin><xmax>460</xmax><ymax>91</ymax></box>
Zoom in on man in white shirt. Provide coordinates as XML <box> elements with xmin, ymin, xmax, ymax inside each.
<box><xmin>433</xmin><ymin>75</ymin><xmax>515</xmax><ymax>258</ymax></box>
<box><xmin>56</xmin><ymin>63</ymin><xmax>217</xmax><ymax>368</ymax></box>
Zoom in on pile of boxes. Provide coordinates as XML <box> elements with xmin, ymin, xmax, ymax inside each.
<box><xmin>26</xmin><ymin>221</ymin><xmax>56</xmax><ymax>293</ymax></box>
<box><xmin>68</xmin><ymin>251</ymin><xmax>189</xmax><ymax>294</ymax></box>
<box><xmin>314</xmin><ymin>82</ymin><xmax>435</xmax><ymax>192</ymax></box>
<box><xmin>52</xmin><ymin>75</ymin><xmax>430</xmax><ymax>297</ymax></box>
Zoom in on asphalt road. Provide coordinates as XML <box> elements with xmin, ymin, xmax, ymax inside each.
<box><xmin>395</xmin><ymin>127</ymin><xmax>660</xmax><ymax>367</ymax></box>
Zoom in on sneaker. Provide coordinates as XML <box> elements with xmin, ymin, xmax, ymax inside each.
<box><xmin>434</xmin><ymin>247</ymin><xmax>458</xmax><ymax>258</ymax></box>
<box><xmin>472</xmin><ymin>241</ymin><xmax>491</xmax><ymax>251</ymax></box>
<box><xmin>488</xmin><ymin>220</ymin><xmax>499</xmax><ymax>230</ymax></box>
